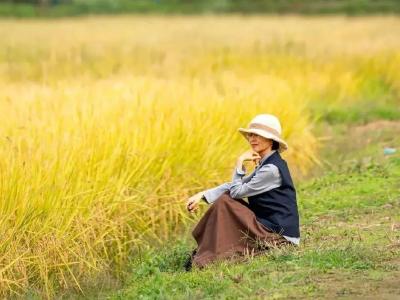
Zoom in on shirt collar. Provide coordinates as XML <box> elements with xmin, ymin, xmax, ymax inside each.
<box><xmin>258</xmin><ymin>150</ymin><xmax>276</xmax><ymax>166</ymax></box>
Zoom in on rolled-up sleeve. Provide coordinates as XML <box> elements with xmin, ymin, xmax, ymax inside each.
<box><xmin>229</xmin><ymin>164</ymin><xmax>281</xmax><ymax>199</ymax></box>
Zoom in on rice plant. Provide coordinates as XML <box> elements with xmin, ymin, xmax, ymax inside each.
<box><xmin>0</xmin><ymin>15</ymin><xmax>398</xmax><ymax>297</ymax></box>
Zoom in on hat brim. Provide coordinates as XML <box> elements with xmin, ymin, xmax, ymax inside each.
<box><xmin>238</xmin><ymin>128</ymin><xmax>288</xmax><ymax>152</ymax></box>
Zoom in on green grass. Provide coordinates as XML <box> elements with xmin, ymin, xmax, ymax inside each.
<box><xmin>1</xmin><ymin>0</ymin><xmax>400</xmax><ymax>18</ymax></box>
<box><xmin>94</xmin><ymin>122</ymin><xmax>400</xmax><ymax>300</ymax></box>
<box><xmin>310</xmin><ymin>71</ymin><xmax>400</xmax><ymax>125</ymax></box>
<box><xmin>314</xmin><ymin>101</ymin><xmax>400</xmax><ymax>125</ymax></box>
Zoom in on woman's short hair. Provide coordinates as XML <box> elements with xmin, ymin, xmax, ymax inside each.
<box><xmin>272</xmin><ymin>140</ymin><xmax>280</xmax><ymax>150</ymax></box>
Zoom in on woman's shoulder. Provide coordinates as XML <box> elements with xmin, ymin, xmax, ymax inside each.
<box><xmin>257</xmin><ymin>163</ymin><xmax>281</xmax><ymax>178</ymax></box>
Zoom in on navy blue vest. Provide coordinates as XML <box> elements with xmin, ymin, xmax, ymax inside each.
<box><xmin>248</xmin><ymin>151</ymin><xmax>300</xmax><ymax>238</ymax></box>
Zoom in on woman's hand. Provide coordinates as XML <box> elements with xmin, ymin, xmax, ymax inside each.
<box><xmin>239</xmin><ymin>150</ymin><xmax>261</xmax><ymax>162</ymax></box>
<box><xmin>237</xmin><ymin>150</ymin><xmax>261</xmax><ymax>170</ymax></box>
<box><xmin>186</xmin><ymin>191</ymin><xmax>205</xmax><ymax>214</ymax></box>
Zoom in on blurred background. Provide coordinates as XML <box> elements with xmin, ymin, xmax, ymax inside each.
<box><xmin>1</xmin><ymin>0</ymin><xmax>400</xmax><ymax>17</ymax></box>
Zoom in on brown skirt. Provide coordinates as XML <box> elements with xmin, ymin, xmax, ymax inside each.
<box><xmin>191</xmin><ymin>191</ymin><xmax>289</xmax><ymax>268</ymax></box>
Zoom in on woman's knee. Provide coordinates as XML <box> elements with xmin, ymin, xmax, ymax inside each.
<box><xmin>213</xmin><ymin>193</ymin><xmax>249</xmax><ymax>211</ymax></box>
<box><xmin>214</xmin><ymin>192</ymin><xmax>233</xmax><ymax>205</ymax></box>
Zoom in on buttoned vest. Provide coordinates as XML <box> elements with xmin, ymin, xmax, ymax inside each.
<box><xmin>248</xmin><ymin>151</ymin><xmax>300</xmax><ymax>237</ymax></box>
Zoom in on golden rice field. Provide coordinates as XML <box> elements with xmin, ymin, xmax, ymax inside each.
<box><xmin>0</xmin><ymin>15</ymin><xmax>399</xmax><ymax>297</ymax></box>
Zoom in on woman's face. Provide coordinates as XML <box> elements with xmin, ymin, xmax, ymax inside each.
<box><xmin>246</xmin><ymin>132</ymin><xmax>273</xmax><ymax>154</ymax></box>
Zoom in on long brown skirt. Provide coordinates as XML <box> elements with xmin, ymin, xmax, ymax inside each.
<box><xmin>191</xmin><ymin>191</ymin><xmax>289</xmax><ymax>268</ymax></box>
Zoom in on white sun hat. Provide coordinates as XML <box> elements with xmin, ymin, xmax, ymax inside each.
<box><xmin>238</xmin><ymin>114</ymin><xmax>288</xmax><ymax>152</ymax></box>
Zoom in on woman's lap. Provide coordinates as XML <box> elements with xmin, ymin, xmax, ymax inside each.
<box><xmin>191</xmin><ymin>192</ymin><xmax>288</xmax><ymax>268</ymax></box>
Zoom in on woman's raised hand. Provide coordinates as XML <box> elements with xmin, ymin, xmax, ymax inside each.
<box><xmin>239</xmin><ymin>150</ymin><xmax>261</xmax><ymax>162</ymax></box>
<box><xmin>186</xmin><ymin>191</ymin><xmax>204</xmax><ymax>214</ymax></box>
<box><xmin>238</xmin><ymin>150</ymin><xmax>261</xmax><ymax>165</ymax></box>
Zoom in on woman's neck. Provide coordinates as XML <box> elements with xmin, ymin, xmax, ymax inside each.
<box><xmin>258</xmin><ymin>148</ymin><xmax>273</xmax><ymax>160</ymax></box>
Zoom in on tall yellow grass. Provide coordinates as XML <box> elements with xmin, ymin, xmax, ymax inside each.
<box><xmin>0</xmin><ymin>15</ymin><xmax>399</xmax><ymax>297</ymax></box>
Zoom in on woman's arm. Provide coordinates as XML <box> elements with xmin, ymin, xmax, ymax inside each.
<box><xmin>186</xmin><ymin>182</ymin><xmax>230</xmax><ymax>213</ymax></box>
<box><xmin>229</xmin><ymin>163</ymin><xmax>281</xmax><ymax>199</ymax></box>
<box><xmin>188</xmin><ymin>161</ymin><xmax>280</xmax><ymax>209</ymax></box>
<box><xmin>202</xmin><ymin>182</ymin><xmax>231</xmax><ymax>204</ymax></box>
<box><xmin>202</xmin><ymin>149</ymin><xmax>262</xmax><ymax>204</ymax></box>
<box><xmin>186</xmin><ymin>151</ymin><xmax>264</xmax><ymax>213</ymax></box>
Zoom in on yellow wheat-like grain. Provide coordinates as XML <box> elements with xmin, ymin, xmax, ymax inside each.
<box><xmin>0</xmin><ymin>15</ymin><xmax>398</xmax><ymax>297</ymax></box>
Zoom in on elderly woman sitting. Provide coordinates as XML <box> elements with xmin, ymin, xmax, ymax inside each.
<box><xmin>185</xmin><ymin>114</ymin><xmax>300</xmax><ymax>270</ymax></box>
